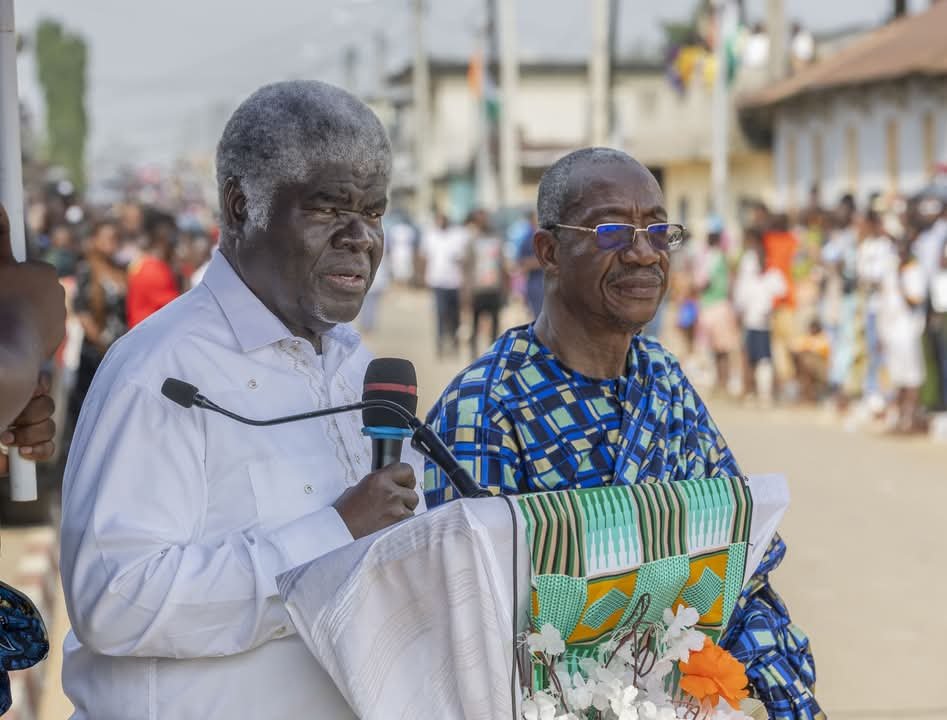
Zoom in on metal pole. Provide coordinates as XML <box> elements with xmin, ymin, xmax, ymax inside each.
<box><xmin>496</xmin><ymin>0</ymin><xmax>520</xmax><ymax>210</ymax></box>
<box><xmin>412</xmin><ymin>0</ymin><xmax>432</xmax><ymax>224</ymax></box>
<box><xmin>589</xmin><ymin>0</ymin><xmax>610</xmax><ymax>146</ymax></box>
<box><xmin>711</xmin><ymin>0</ymin><xmax>737</xmax><ymax>231</ymax></box>
<box><xmin>0</xmin><ymin>0</ymin><xmax>38</xmax><ymax>501</ymax></box>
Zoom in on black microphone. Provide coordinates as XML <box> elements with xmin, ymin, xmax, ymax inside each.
<box><xmin>361</xmin><ymin>358</ymin><xmax>418</xmax><ymax>471</ymax></box>
<box><xmin>160</xmin><ymin>375</ymin><xmax>490</xmax><ymax>498</ymax></box>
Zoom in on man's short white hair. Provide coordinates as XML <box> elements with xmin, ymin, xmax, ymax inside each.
<box><xmin>216</xmin><ymin>80</ymin><xmax>392</xmax><ymax>231</ymax></box>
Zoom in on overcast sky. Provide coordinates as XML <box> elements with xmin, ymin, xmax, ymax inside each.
<box><xmin>13</xmin><ymin>0</ymin><xmax>932</xmax><ymax>181</ymax></box>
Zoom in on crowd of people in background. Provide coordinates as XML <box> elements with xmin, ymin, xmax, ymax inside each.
<box><xmin>22</xmin><ymin>185</ymin><xmax>218</xmax><ymax>461</ymax></box>
<box><xmin>669</xmin><ymin>188</ymin><xmax>947</xmax><ymax>435</ymax></box>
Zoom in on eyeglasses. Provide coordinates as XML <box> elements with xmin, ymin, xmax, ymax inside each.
<box><xmin>550</xmin><ymin>222</ymin><xmax>686</xmax><ymax>252</ymax></box>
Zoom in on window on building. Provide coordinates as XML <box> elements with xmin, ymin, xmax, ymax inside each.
<box><xmin>786</xmin><ymin>133</ymin><xmax>798</xmax><ymax>209</ymax></box>
<box><xmin>886</xmin><ymin>118</ymin><xmax>899</xmax><ymax>193</ymax></box>
<box><xmin>923</xmin><ymin>110</ymin><xmax>937</xmax><ymax>179</ymax></box>
<box><xmin>845</xmin><ymin>126</ymin><xmax>859</xmax><ymax>195</ymax></box>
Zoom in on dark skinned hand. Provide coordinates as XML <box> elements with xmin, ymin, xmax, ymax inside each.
<box><xmin>333</xmin><ymin>462</ymin><xmax>420</xmax><ymax>539</ymax></box>
<box><xmin>0</xmin><ymin>375</ymin><xmax>57</xmax><ymax>475</ymax></box>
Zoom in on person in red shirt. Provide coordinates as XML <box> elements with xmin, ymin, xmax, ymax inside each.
<box><xmin>126</xmin><ymin>210</ymin><xmax>180</xmax><ymax>328</ymax></box>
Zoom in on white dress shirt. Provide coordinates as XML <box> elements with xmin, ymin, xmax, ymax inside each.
<box><xmin>60</xmin><ymin>251</ymin><xmax>425</xmax><ymax>720</ymax></box>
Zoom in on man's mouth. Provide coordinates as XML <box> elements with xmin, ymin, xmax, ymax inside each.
<box><xmin>324</xmin><ymin>271</ymin><xmax>368</xmax><ymax>292</ymax></box>
<box><xmin>608</xmin><ymin>271</ymin><xmax>664</xmax><ymax>299</ymax></box>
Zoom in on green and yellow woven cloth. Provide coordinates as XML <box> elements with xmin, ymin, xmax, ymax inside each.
<box><xmin>517</xmin><ymin>474</ymin><xmax>752</xmax><ymax>680</ymax></box>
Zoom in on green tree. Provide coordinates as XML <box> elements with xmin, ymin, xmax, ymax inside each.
<box><xmin>34</xmin><ymin>19</ymin><xmax>88</xmax><ymax>190</ymax></box>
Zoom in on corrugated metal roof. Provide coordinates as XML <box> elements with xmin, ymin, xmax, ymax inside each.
<box><xmin>741</xmin><ymin>1</ymin><xmax>947</xmax><ymax>107</ymax></box>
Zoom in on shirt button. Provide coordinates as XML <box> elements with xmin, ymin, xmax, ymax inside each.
<box><xmin>248</xmin><ymin>379</ymin><xmax>258</xmax><ymax>389</ymax></box>
<box><xmin>304</xmin><ymin>484</ymin><xmax>313</xmax><ymax>494</ymax></box>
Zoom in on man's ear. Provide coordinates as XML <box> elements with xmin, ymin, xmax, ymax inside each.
<box><xmin>223</xmin><ymin>177</ymin><xmax>248</xmax><ymax>231</ymax></box>
<box><xmin>534</xmin><ymin>228</ymin><xmax>559</xmax><ymax>275</ymax></box>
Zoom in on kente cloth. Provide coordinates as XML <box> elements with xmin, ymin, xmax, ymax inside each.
<box><xmin>424</xmin><ymin>325</ymin><xmax>824</xmax><ymax>720</ymax></box>
<box><xmin>277</xmin><ymin>477</ymin><xmax>788</xmax><ymax>720</ymax></box>
<box><xmin>516</xmin><ymin>476</ymin><xmax>753</xmax><ymax>690</ymax></box>
<box><xmin>0</xmin><ymin>581</ymin><xmax>49</xmax><ymax>715</ymax></box>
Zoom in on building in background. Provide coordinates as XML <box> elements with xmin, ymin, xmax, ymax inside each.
<box><xmin>741</xmin><ymin>1</ymin><xmax>947</xmax><ymax>211</ymax></box>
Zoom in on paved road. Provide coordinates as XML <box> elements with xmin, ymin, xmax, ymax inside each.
<box><xmin>17</xmin><ymin>285</ymin><xmax>947</xmax><ymax>719</ymax></box>
<box><xmin>364</xmin><ymin>287</ymin><xmax>947</xmax><ymax>720</ymax></box>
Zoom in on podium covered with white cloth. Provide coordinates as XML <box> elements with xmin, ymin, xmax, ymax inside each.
<box><xmin>277</xmin><ymin>475</ymin><xmax>788</xmax><ymax>719</ymax></box>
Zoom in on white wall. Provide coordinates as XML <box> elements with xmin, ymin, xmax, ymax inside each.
<box><xmin>772</xmin><ymin>79</ymin><xmax>947</xmax><ymax>211</ymax></box>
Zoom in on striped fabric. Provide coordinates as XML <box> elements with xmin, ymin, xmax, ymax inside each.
<box><xmin>425</xmin><ymin>325</ymin><xmax>824</xmax><ymax>720</ymax></box>
<box><xmin>517</xmin><ymin>475</ymin><xmax>752</xmax><ymax>651</ymax></box>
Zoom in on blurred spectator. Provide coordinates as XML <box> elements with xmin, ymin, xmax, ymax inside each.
<box><xmin>360</xmin><ymin>248</ymin><xmax>390</xmax><ymax>334</ymax></box>
<box><xmin>126</xmin><ymin>209</ymin><xmax>179</xmax><ymax>328</ymax></box>
<box><xmin>464</xmin><ymin>209</ymin><xmax>509</xmax><ymax>357</ymax></box>
<box><xmin>822</xmin><ymin>196</ymin><xmax>861</xmax><ymax>408</ymax></box>
<box><xmin>856</xmin><ymin>209</ymin><xmax>896</xmax><ymax>411</ymax></box>
<box><xmin>44</xmin><ymin>224</ymin><xmax>79</xmax><ymax>277</ymax></box>
<box><xmin>387</xmin><ymin>214</ymin><xmax>420</xmax><ymax>285</ymax></box>
<box><xmin>69</xmin><ymin>220</ymin><xmax>127</xmax><ymax>428</ymax></box>
<box><xmin>515</xmin><ymin>210</ymin><xmax>543</xmax><ymax>319</ymax></box>
<box><xmin>696</xmin><ymin>219</ymin><xmax>739</xmax><ymax>391</ymax></box>
<box><xmin>742</xmin><ymin>22</ymin><xmax>769</xmax><ymax>68</ymax></box>
<box><xmin>763</xmin><ymin>213</ymin><xmax>800</xmax><ymax>398</ymax></box>
<box><xmin>790</xmin><ymin>22</ymin><xmax>815</xmax><ymax>72</ymax></box>
<box><xmin>880</xmin><ymin>226</ymin><xmax>928</xmax><ymax>432</ymax></box>
<box><xmin>421</xmin><ymin>212</ymin><xmax>467</xmax><ymax>357</ymax></box>
<box><xmin>734</xmin><ymin>228</ymin><xmax>786</xmax><ymax>405</ymax></box>
<box><xmin>792</xmin><ymin>320</ymin><xmax>831</xmax><ymax>403</ymax></box>
<box><xmin>927</xmin><ymin>201</ymin><xmax>947</xmax><ymax>411</ymax></box>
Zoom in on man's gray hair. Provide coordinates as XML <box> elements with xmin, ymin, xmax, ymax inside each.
<box><xmin>216</xmin><ymin>80</ymin><xmax>392</xmax><ymax>230</ymax></box>
<box><xmin>537</xmin><ymin>147</ymin><xmax>639</xmax><ymax>229</ymax></box>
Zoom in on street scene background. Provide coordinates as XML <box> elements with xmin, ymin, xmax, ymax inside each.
<box><xmin>3</xmin><ymin>0</ymin><xmax>947</xmax><ymax>718</ymax></box>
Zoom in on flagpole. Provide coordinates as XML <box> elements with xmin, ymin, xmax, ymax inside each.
<box><xmin>0</xmin><ymin>0</ymin><xmax>39</xmax><ymax>502</ymax></box>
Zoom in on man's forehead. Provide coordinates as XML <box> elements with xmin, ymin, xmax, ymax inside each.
<box><xmin>295</xmin><ymin>162</ymin><xmax>390</xmax><ymax>194</ymax></box>
<box><xmin>564</xmin><ymin>161</ymin><xmax>664</xmax><ymax>217</ymax></box>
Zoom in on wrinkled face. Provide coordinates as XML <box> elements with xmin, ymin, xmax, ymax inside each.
<box><xmin>232</xmin><ymin>162</ymin><xmax>388</xmax><ymax>334</ymax></box>
<box><xmin>554</xmin><ymin>161</ymin><xmax>670</xmax><ymax>332</ymax></box>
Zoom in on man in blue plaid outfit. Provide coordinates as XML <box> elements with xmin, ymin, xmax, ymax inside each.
<box><xmin>424</xmin><ymin>148</ymin><xmax>824</xmax><ymax>720</ymax></box>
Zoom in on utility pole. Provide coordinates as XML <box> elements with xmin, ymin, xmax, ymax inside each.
<box><xmin>607</xmin><ymin>0</ymin><xmax>621</xmax><ymax>147</ymax></box>
<box><xmin>496</xmin><ymin>0</ymin><xmax>520</xmax><ymax>209</ymax></box>
<box><xmin>767</xmin><ymin>0</ymin><xmax>787</xmax><ymax>82</ymax></box>
<box><xmin>710</xmin><ymin>0</ymin><xmax>737</xmax><ymax>228</ymax></box>
<box><xmin>474</xmin><ymin>0</ymin><xmax>498</xmax><ymax>212</ymax></box>
<box><xmin>589</xmin><ymin>0</ymin><xmax>610</xmax><ymax>146</ymax></box>
<box><xmin>343</xmin><ymin>46</ymin><xmax>358</xmax><ymax>92</ymax></box>
<box><xmin>412</xmin><ymin>0</ymin><xmax>432</xmax><ymax>224</ymax></box>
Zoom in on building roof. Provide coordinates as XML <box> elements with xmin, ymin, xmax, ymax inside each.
<box><xmin>742</xmin><ymin>1</ymin><xmax>947</xmax><ymax>108</ymax></box>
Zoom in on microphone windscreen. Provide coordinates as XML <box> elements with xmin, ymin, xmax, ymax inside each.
<box><xmin>162</xmin><ymin>378</ymin><xmax>200</xmax><ymax>409</ymax></box>
<box><xmin>362</xmin><ymin>358</ymin><xmax>418</xmax><ymax>429</ymax></box>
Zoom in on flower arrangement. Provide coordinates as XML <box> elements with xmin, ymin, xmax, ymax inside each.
<box><xmin>519</xmin><ymin>595</ymin><xmax>753</xmax><ymax>720</ymax></box>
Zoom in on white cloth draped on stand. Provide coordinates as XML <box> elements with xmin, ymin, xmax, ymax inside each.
<box><xmin>278</xmin><ymin>475</ymin><xmax>788</xmax><ymax>720</ymax></box>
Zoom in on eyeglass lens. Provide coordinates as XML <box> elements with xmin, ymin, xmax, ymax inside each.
<box><xmin>594</xmin><ymin>223</ymin><xmax>683</xmax><ymax>252</ymax></box>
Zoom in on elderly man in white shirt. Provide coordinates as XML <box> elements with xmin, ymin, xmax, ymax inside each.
<box><xmin>60</xmin><ymin>81</ymin><xmax>424</xmax><ymax>720</ymax></box>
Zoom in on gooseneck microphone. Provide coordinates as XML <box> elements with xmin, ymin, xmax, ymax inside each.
<box><xmin>160</xmin><ymin>364</ymin><xmax>490</xmax><ymax>499</ymax></box>
<box><xmin>361</xmin><ymin>359</ymin><xmax>417</xmax><ymax>471</ymax></box>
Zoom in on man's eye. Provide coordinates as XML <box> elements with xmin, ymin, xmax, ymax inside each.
<box><xmin>313</xmin><ymin>207</ymin><xmax>339</xmax><ymax>218</ymax></box>
<box><xmin>364</xmin><ymin>211</ymin><xmax>383</xmax><ymax>220</ymax></box>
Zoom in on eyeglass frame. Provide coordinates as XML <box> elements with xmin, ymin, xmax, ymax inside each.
<box><xmin>547</xmin><ymin>222</ymin><xmax>687</xmax><ymax>252</ymax></box>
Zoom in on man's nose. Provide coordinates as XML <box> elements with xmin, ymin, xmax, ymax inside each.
<box><xmin>620</xmin><ymin>230</ymin><xmax>662</xmax><ymax>266</ymax></box>
<box><xmin>334</xmin><ymin>215</ymin><xmax>375</xmax><ymax>253</ymax></box>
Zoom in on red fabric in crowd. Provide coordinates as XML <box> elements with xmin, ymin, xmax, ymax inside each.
<box><xmin>126</xmin><ymin>256</ymin><xmax>179</xmax><ymax>328</ymax></box>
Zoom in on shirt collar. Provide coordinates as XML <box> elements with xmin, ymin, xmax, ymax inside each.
<box><xmin>203</xmin><ymin>251</ymin><xmax>363</xmax><ymax>356</ymax></box>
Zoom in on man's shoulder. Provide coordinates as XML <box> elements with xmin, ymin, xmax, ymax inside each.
<box><xmin>432</xmin><ymin>326</ymin><xmax>535</xmax><ymax>409</ymax></box>
<box><xmin>100</xmin><ymin>285</ymin><xmax>232</xmax><ymax>390</ymax></box>
<box><xmin>631</xmin><ymin>334</ymin><xmax>687</xmax><ymax>383</ymax></box>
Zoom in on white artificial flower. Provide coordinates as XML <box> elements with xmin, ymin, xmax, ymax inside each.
<box><xmin>522</xmin><ymin>690</ymin><xmax>558</xmax><ymax>720</ymax></box>
<box><xmin>564</xmin><ymin>673</ymin><xmax>595</xmax><ymax>711</ymax></box>
<box><xmin>662</xmin><ymin>605</ymin><xmax>700</xmax><ymax>640</ymax></box>
<box><xmin>527</xmin><ymin>624</ymin><xmax>566</xmax><ymax>657</ymax></box>
<box><xmin>662</xmin><ymin>628</ymin><xmax>706</xmax><ymax>664</ymax></box>
<box><xmin>638</xmin><ymin>700</ymin><xmax>659</xmax><ymax>719</ymax></box>
<box><xmin>590</xmin><ymin>668</ymin><xmax>620</xmax><ymax>712</ymax></box>
<box><xmin>609</xmin><ymin>684</ymin><xmax>640</xmax><ymax>717</ymax></box>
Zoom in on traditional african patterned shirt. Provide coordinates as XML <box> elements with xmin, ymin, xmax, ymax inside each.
<box><xmin>424</xmin><ymin>324</ymin><xmax>824</xmax><ymax>720</ymax></box>
<box><xmin>0</xmin><ymin>581</ymin><xmax>49</xmax><ymax>715</ymax></box>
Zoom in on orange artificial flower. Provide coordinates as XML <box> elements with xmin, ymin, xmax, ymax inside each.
<box><xmin>679</xmin><ymin>637</ymin><xmax>750</xmax><ymax>709</ymax></box>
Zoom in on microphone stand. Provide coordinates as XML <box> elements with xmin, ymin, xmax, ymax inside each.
<box><xmin>167</xmin><ymin>382</ymin><xmax>491</xmax><ymax>499</ymax></box>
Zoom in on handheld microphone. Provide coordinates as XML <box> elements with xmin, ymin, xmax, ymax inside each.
<box><xmin>361</xmin><ymin>358</ymin><xmax>418</xmax><ymax>471</ymax></box>
<box><xmin>160</xmin><ymin>373</ymin><xmax>490</xmax><ymax>498</ymax></box>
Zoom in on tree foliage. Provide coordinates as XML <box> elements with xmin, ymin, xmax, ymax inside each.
<box><xmin>34</xmin><ymin>19</ymin><xmax>88</xmax><ymax>189</ymax></box>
